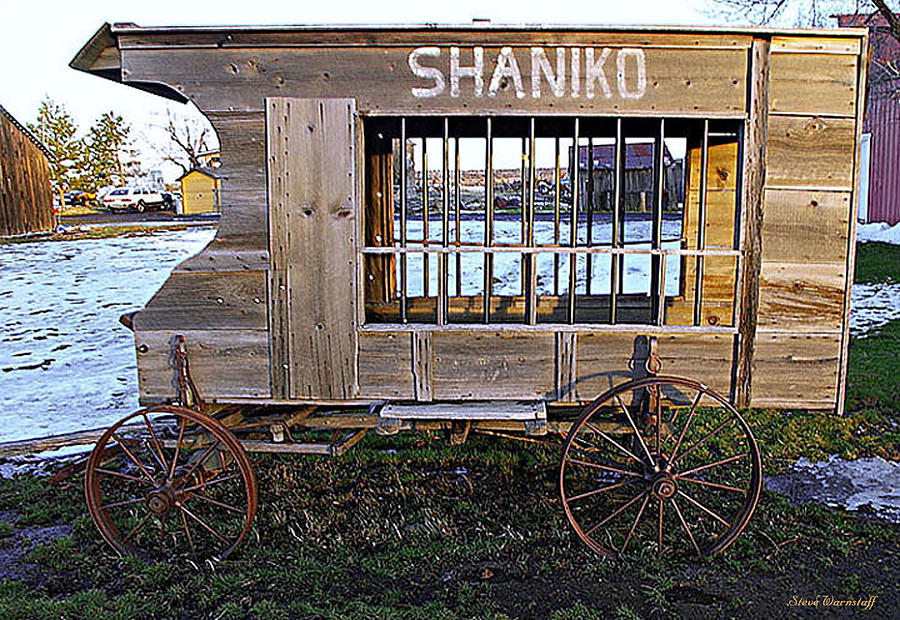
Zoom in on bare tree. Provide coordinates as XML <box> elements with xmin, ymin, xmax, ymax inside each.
<box><xmin>146</xmin><ymin>106</ymin><xmax>217</xmax><ymax>176</ymax></box>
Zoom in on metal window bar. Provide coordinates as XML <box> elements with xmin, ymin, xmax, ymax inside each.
<box><xmin>651</xmin><ymin>119</ymin><xmax>666</xmax><ymax>324</ymax></box>
<box><xmin>454</xmin><ymin>136</ymin><xmax>462</xmax><ymax>298</ymax></box>
<box><xmin>553</xmin><ymin>137</ymin><xmax>561</xmax><ymax>296</ymax></box>
<box><xmin>484</xmin><ymin>117</ymin><xmax>493</xmax><ymax>324</ymax></box>
<box><xmin>694</xmin><ymin>120</ymin><xmax>709</xmax><ymax>327</ymax></box>
<box><xmin>586</xmin><ymin>135</ymin><xmax>594</xmax><ymax>294</ymax></box>
<box><xmin>567</xmin><ymin>119</ymin><xmax>580</xmax><ymax>325</ymax></box>
<box><xmin>526</xmin><ymin>117</ymin><xmax>537</xmax><ymax>325</ymax></box>
<box><xmin>610</xmin><ymin>118</ymin><xmax>623</xmax><ymax>325</ymax></box>
<box><xmin>422</xmin><ymin>137</ymin><xmax>429</xmax><ymax>298</ymax></box>
<box><xmin>438</xmin><ymin>118</ymin><xmax>449</xmax><ymax>325</ymax></box>
<box><xmin>399</xmin><ymin>118</ymin><xmax>408</xmax><ymax>324</ymax></box>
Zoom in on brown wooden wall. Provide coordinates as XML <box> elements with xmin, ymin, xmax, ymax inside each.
<box><xmin>0</xmin><ymin>110</ymin><xmax>54</xmax><ymax>236</ymax></box>
<box><xmin>89</xmin><ymin>26</ymin><xmax>865</xmax><ymax>412</ymax></box>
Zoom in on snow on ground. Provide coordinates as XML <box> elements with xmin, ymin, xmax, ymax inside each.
<box><xmin>857</xmin><ymin>221</ymin><xmax>900</xmax><ymax>245</ymax></box>
<box><xmin>850</xmin><ymin>282</ymin><xmax>900</xmax><ymax>338</ymax></box>
<box><xmin>0</xmin><ymin>228</ymin><xmax>215</xmax><ymax>443</ymax></box>
<box><xmin>767</xmin><ymin>456</ymin><xmax>900</xmax><ymax>523</ymax></box>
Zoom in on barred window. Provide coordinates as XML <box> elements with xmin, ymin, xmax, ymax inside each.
<box><xmin>362</xmin><ymin>117</ymin><xmax>741</xmax><ymax>329</ymax></box>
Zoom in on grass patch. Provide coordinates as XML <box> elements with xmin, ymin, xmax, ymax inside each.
<box><xmin>855</xmin><ymin>241</ymin><xmax>900</xmax><ymax>284</ymax></box>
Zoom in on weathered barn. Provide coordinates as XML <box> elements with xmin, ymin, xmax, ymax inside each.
<box><xmin>0</xmin><ymin>104</ymin><xmax>54</xmax><ymax>236</ymax></box>
<box><xmin>71</xmin><ymin>23</ymin><xmax>867</xmax><ymax>415</ymax></box>
<box><xmin>838</xmin><ymin>13</ymin><xmax>900</xmax><ymax>224</ymax></box>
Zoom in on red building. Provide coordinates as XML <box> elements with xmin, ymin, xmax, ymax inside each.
<box><xmin>837</xmin><ymin>13</ymin><xmax>900</xmax><ymax>224</ymax></box>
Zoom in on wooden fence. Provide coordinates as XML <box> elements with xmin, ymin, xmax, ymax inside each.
<box><xmin>0</xmin><ymin>106</ymin><xmax>54</xmax><ymax>236</ymax></box>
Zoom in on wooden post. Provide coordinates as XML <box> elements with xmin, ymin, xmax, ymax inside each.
<box><xmin>364</xmin><ymin>132</ymin><xmax>396</xmax><ymax>304</ymax></box>
<box><xmin>734</xmin><ymin>38</ymin><xmax>770</xmax><ymax>407</ymax></box>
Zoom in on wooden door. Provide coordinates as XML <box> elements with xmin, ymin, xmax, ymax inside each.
<box><xmin>266</xmin><ymin>98</ymin><xmax>359</xmax><ymax>399</ymax></box>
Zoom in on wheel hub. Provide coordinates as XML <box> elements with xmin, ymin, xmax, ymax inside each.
<box><xmin>650</xmin><ymin>473</ymin><xmax>677</xmax><ymax>500</ymax></box>
<box><xmin>146</xmin><ymin>486</ymin><xmax>176</xmax><ymax>516</ymax></box>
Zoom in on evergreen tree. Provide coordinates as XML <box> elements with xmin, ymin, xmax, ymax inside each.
<box><xmin>86</xmin><ymin>112</ymin><xmax>135</xmax><ymax>189</ymax></box>
<box><xmin>27</xmin><ymin>98</ymin><xmax>86</xmax><ymax>196</ymax></box>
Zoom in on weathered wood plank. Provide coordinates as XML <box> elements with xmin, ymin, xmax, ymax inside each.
<box><xmin>266</xmin><ymin>98</ymin><xmax>359</xmax><ymax>400</ymax></box>
<box><xmin>734</xmin><ymin>37</ymin><xmax>769</xmax><ymax>408</ymax></box>
<box><xmin>556</xmin><ymin>332</ymin><xmax>577</xmax><ymax>403</ymax></box>
<box><xmin>134</xmin><ymin>271</ymin><xmax>267</xmax><ymax>331</ymax></box>
<box><xmin>136</xmin><ymin>329</ymin><xmax>270</xmax><ymax>402</ymax></box>
<box><xmin>432</xmin><ymin>332</ymin><xmax>555</xmax><ymax>400</ymax></box>
<box><xmin>770</xmin><ymin>53</ymin><xmax>857</xmax><ymax>117</ymax></box>
<box><xmin>413</xmin><ymin>331</ymin><xmax>433</xmax><ymax>401</ymax></box>
<box><xmin>751</xmin><ymin>332</ymin><xmax>840</xmax><ymax>409</ymax></box>
<box><xmin>575</xmin><ymin>332</ymin><xmax>733</xmax><ymax>401</ymax></box>
<box><xmin>121</xmin><ymin>46</ymin><xmax>748</xmax><ymax>116</ymax></box>
<box><xmin>761</xmin><ymin>189</ymin><xmax>850</xmax><ymax>264</ymax></box>
<box><xmin>381</xmin><ymin>400</ymin><xmax>545</xmax><ymax>420</ymax></box>
<box><xmin>357</xmin><ymin>332</ymin><xmax>414</xmax><ymax>399</ymax></box>
<box><xmin>757</xmin><ymin>262</ymin><xmax>845</xmax><ymax>332</ymax></box>
<box><xmin>770</xmin><ymin>36</ymin><xmax>860</xmax><ymax>54</ymax></box>
<box><xmin>765</xmin><ymin>115</ymin><xmax>856</xmax><ymax>189</ymax></box>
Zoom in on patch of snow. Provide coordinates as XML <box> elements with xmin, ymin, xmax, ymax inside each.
<box><xmin>850</xmin><ymin>282</ymin><xmax>900</xmax><ymax>338</ymax></box>
<box><xmin>766</xmin><ymin>455</ymin><xmax>900</xmax><ymax>523</ymax></box>
<box><xmin>856</xmin><ymin>221</ymin><xmax>900</xmax><ymax>245</ymax></box>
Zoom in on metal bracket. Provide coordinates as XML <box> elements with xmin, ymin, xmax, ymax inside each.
<box><xmin>172</xmin><ymin>335</ymin><xmax>205</xmax><ymax>412</ymax></box>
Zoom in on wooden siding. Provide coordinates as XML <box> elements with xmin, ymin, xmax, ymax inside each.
<box><xmin>0</xmin><ymin>109</ymin><xmax>54</xmax><ymax>236</ymax></box>
<box><xmin>266</xmin><ymin>98</ymin><xmax>359</xmax><ymax>400</ymax></box>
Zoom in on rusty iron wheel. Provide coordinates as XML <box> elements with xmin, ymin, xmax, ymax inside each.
<box><xmin>85</xmin><ymin>405</ymin><xmax>257</xmax><ymax>561</ymax></box>
<box><xmin>559</xmin><ymin>376</ymin><xmax>761</xmax><ymax>560</ymax></box>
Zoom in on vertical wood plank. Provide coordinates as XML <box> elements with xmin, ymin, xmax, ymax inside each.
<box><xmin>412</xmin><ymin>331</ymin><xmax>433</xmax><ymax>401</ymax></box>
<box><xmin>266</xmin><ymin>97</ymin><xmax>359</xmax><ymax>399</ymax></box>
<box><xmin>556</xmin><ymin>332</ymin><xmax>577</xmax><ymax>402</ymax></box>
<box><xmin>734</xmin><ymin>38</ymin><xmax>769</xmax><ymax>407</ymax></box>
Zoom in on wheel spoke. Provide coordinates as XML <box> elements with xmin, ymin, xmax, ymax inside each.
<box><xmin>95</xmin><ymin>468</ymin><xmax>154</xmax><ymax>485</ymax></box>
<box><xmin>655</xmin><ymin>388</ymin><xmax>662</xmax><ymax>455</ymax></box>
<box><xmin>676</xmin><ymin>452</ymin><xmax>748</xmax><ymax>478</ymax></box>
<box><xmin>565</xmin><ymin>458</ymin><xmax>642</xmax><ymax>477</ymax></box>
<box><xmin>178</xmin><ymin>503</ymin><xmax>229</xmax><ymax>544</ymax></box>
<box><xmin>670</xmin><ymin>497</ymin><xmax>702</xmax><ymax>558</ymax></box>
<box><xmin>142</xmin><ymin>413</ymin><xmax>169</xmax><ymax>474</ymax></box>
<box><xmin>585</xmin><ymin>489</ymin><xmax>649</xmax><ymax>537</ymax></box>
<box><xmin>122</xmin><ymin>512</ymin><xmax>152</xmax><ymax>545</ymax></box>
<box><xmin>179</xmin><ymin>508</ymin><xmax>196</xmax><ymax>553</ymax></box>
<box><xmin>620</xmin><ymin>493</ymin><xmax>651</xmax><ymax>555</ymax></box>
<box><xmin>181</xmin><ymin>439</ymin><xmax>223</xmax><ymax>484</ymax></box>
<box><xmin>187</xmin><ymin>493</ymin><xmax>246</xmax><ymax>515</ymax></box>
<box><xmin>613</xmin><ymin>395</ymin><xmax>656</xmax><ymax>469</ymax></box>
<box><xmin>677</xmin><ymin>490</ymin><xmax>731</xmax><ymax>528</ymax></box>
<box><xmin>168</xmin><ymin>417</ymin><xmax>187</xmax><ymax>482</ymax></box>
<box><xmin>673</xmin><ymin>415</ymin><xmax>737</xmax><ymax>465</ymax></box>
<box><xmin>584</xmin><ymin>422</ymin><xmax>644</xmax><ymax>466</ymax></box>
<box><xmin>110</xmin><ymin>431</ymin><xmax>157</xmax><ymax>485</ymax></box>
<box><xmin>657</xmin><ymin>498</ymin><xmax>664</xmax><ymax>555</ymax></box>
<box><xmin>100</xmin><ymin>497</ymin><xmax>146</xmax><ymax>511</ymax></box>
<box><xmin>669</xmin><ymin>390</ymin><xmax>703</xmax><ymax>464</ymax></box>
<box><xmin>679</xmin><ymin>476</ymin><xmax>746</xmax><ymax>494</ymax></box>
<box><xmin>180</xmin><ymin>473</ymin><xmax>241</xmax><ymax>494</ymax></box>
<box><xmin>144</xmin><ymin>439</ymin><xmax>167</xmax><ymax>473</ymax></box>
<box><xmin>567</xmin><ymin>478</ymin><xmax>640</xmax><ymax>502</ymax></box>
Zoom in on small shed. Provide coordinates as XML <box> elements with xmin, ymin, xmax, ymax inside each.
<box><xmin>0</xmin><ymin>104</ymin><xmax>54</xmax><ymax>236</ymax></box>
<box><xmin>177</xmin><ymin>167</ymin><xmax>221</xmax><ymax>215</ymax></box>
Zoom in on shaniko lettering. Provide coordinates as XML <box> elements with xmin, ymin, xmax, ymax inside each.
<box><xmin>408</xmin><ymin>46</ymin><xmax>647</xmax><ymax>100</ymax></box>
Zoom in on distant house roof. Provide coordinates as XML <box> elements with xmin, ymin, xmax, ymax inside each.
<box><xmin>177</xmin><ymin>167</ymin><xmax>224</xmax><ymax>182</ymax></box>
<box><xmin>0</xmin><ymin>104</ymin><xmax>53</xmax><ymax>160</ymax></box>
<box><xmin>835</xmin><ymin>13</ymin><xmax>900</xmax><ymax>97</ymax></box>
<box><xmin>574</xmin><ymin>143</ymin><xmax>675</xmax><ymax>170</ymax></box>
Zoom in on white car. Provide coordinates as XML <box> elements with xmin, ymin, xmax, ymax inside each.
<box><xmin>103</xmin><ymin>187</ymin><xmax>173</xmax><ymax>213</ymax></box>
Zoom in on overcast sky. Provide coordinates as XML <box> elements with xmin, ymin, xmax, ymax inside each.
<box><xmin>0</xmin><ymin>0</ymin><xmax>722</xmax><ymax>179</ymax></box>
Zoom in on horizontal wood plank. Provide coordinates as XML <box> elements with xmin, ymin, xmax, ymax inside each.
<box><xmin>357</xmin><ymin>332</ymin><xmax>414</xmax><ymax>398</ymax></box>
<box><xmin>757</xmin><ymin>262</ymin><xmax>846</xmax><ymax>332</ymax></box>
<box><xmin>134</xmin><ymin>271</ymin><xmax>267</xmax><ymax>331</ymax></box>
<box><xmin>432</xmin><ymin>332</ymin><xmax>555</xmax><ymax>399</ymax></box>
<box><xmin>136</xmin><ymin>329</ymin><xmax>270</xmax><ymax>402</ymax></box>
<box><xmin>761</xmin><ymin>189</ymin><xmax>850</xmax><ymax>263</ymax></box>
<box><xmin>770</xmin><ymin>53</ymin><xmax>857</xmax><ymax>117</ymax></box>
<box><xmin>750</xmin><ymin>332</ymin><xmax>840</xmax><ymax>409</ymax></box>
<box><xmin>770</xmin><ymin>36</ymin><xmax>860</xmax><ymax>54</ymax></box>
<box><xmin>766</xmin><ymin>115</ymin><xmax>856</xmax><ymax>189</ymax></box>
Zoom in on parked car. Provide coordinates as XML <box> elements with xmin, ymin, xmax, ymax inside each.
<box><xmin>102</xmin><ymin>187</ymin><xmax>174</xmax><ymax>213</ymax></box>
<box><xmin>64</xmin><ymin>190</ymin><xmax>98</xmax><ymax>207</ymax></box>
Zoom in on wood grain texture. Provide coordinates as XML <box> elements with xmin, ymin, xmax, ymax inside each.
<box><xmin>770</xmin><ymin>53</ymin><xmax>857</xmax><ymax>117</ymax></box>
<box><xmin>357</xmin><ymin>332</ymin><xmax>414</xmax><ymax>399</ymax></box>
<box><xmin>134</xmin><ymin>271</ymin><xmax>267</xmax><ymax>331</ymax></box>
<box><xmin>757</xmin><ymin>262</ymin><xmax>845</xmax><ymax>332</ymax></box>
<box><xmin>413</xmin><ymin>331</ymin><xmax>434</xmax><ymax>401</ymax></box>
<box><xmin>770</xmin><ymin>36</ymin><xmax>860</xmax><ymax>54</ymax></box>
<box><xmin>556</xmin><ymin>332</ymin><xmax>577</xmax><ymax>403</ymax></box>
<box><xmin>761</xmin><ymin>190</ymin><xmax>850</xmax><ymax>264</ymax></box>
<box><xmin>0</xmin><ymin>111</ymin><xmax>54</xmax><ymax>236</ymax></box>
<box><xmin>121</xmin><ymin>46</ymin><xmax>747</xmax><ymax>116</ymax></box>
<box><xmin>575</xmin><ymin>332</ymin><xmax>734</xmax><ymax>402</ymax></box>
<box><xmin>750</xmin><ymin>332</ymin><xmax>840</xmax><ymax>409</ymax></box>
<box><xmin>735</xmin><ymin>38</ymin><xmax>769</xmax><ymax>407</ymax></box>
<box><xmin>765</xmin><ymin>115</ymin><xmax>856</xmax><ymax>189</ymax></box>
<box><xmin>431</xmin><ymin>332</ymin><xmax>555</xmax><ymax>400</ymax></box>
<box><xmin>136</xmin><ymin>329</ymin><xmax>270</xmax><ymax>402</ymax></box>
<box><xmin>267</xmin><ymin>98</ymin><xmax>359</xmax><ymax>400</ymax></box>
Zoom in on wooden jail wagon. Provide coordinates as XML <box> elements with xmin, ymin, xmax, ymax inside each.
<box><xmin>69</xmin><ymin>22</ymin><xmax>868</xmax><ymax>561</ymax></box>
